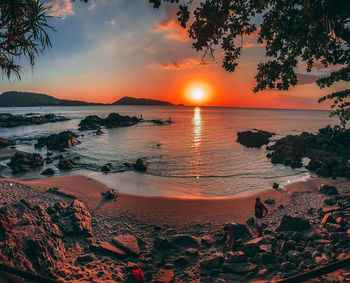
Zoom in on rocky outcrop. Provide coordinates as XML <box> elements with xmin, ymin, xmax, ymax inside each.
<box><xmin>41</xmin><ymin>168</ymin><xmax>55</xmax><ymax>176</ymax></box>
<box><xmin>35</xmin><ymin>131</ymin><xmax>80</xmax><ymax>150</ymax></box>
<box><xmin>266</xmin><ymin>126</ymin><xmax>350</xmax><ymax>177</ymax></box>
<box><xmin>277</xmin><ymin>215</ymin><xmax>311</xmax><ymax>231</ymax></box>
<box><xmin>8</xmin><ymin>151</ymin><xmax>44</xmax><ymax>173</ymax></box>
<box><xmin>58</xmin><ymin>159</ymin><xmax>74</xmax><ymax>170</ymax></box>
<box><xmin>133</xmin><ymin>158</ymin><xmax>148</xmax><ymax>172</ymax></box>
<box><xmin>237</xmin><ymin>130</ymin><xmax>275</xmax><ymax>148</ymax></box>
<box><xmin>78</xmin><ymin>113</ymin><xmax>139</xmax><ymax>131</ymax></box>
<box><xmin>112</xmin><ymin>235</ymin><xmax>140</xmax><ymax>256</ymax></box>
<box><xmin>319</xmin><ymin>184</ymin><xmax>338</xmax><ymax>195</ymax></box>
<box><xmin>0</xmin><ymin>113</ymin><xmax>69</xmax><ymax>128</ymax></box>
<box><xmin>0</xmin><ymin>137</ymin><xmax>15</xmax><ymax>148</ymax></box>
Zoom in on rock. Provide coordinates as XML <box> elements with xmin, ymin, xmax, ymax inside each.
<box><xmin>264</xmin><ymin>199</ymin><xmax>276</xmax><ymax>205</ymax></box>
<box><xmin>154</xmin><ymin>236</ymin><xmax>172</xmax><ymax>250</ymax></box>
<box><xmin>185</xmin><ymin>248</ymin><xmax>200</xmax><ymax>257</ymax></box>
<box><xmin>222</xmin><ymin>262</ymin><xmax>257</xmax><ymax>275</ymax></box>
<box><xmin>69</xmin><ymin>200</ymin><xmax>92</xmax><ymax>236</ymax></box>
<box><xmin>112</xmin><ymin>235</ymin><xmax>140</xmax><ymax>256</ymax></box>
<box><xmin>322</xmin><ymin>206</ymin><xmax>341</xmax><ymax>214</ymax></box>
<box><xmin>0</xmin><ymin>137</ymin><xmax>14</xmax><ymax>148</ymax></box>
<box><xmin>95</xmin><ymin>129</ymin><xmax>103</xmax><ymax>135</ymax></box>
<box><xmin>58</xmin><ymin>159</ymin><xmax>73</xmax><ymax>170</ymax></box>
<box><xmin>228</xmin><ymin>251</ymin><xmax>247</xmax><ymax>263</ymax></box>
<box><xmin>35</xmin><ymin>130</ymin><xmax>79</xmax><ymax>150</ymax></box>
<box><xmin>0</xmin><ymin>113</ymin><xmax>69</xmax><ymax>128</ymax></box>
<box><xmin>280</xmin><ymin>261</ymin><xmax>293</xmax><ymax>271</ymax></box>
<box><xmin>277</xmin><ymin>214</ymin><xmax>311</xmax><ymax>231</ymax></box>
<box><xmin>241</xmin><ymin>238</ymin><xmax>264</xmax><ymax>256</ymax></box>
<box><xmin>171</xmin><ymin>234</ymin><xmax>201</xmax><ymax>247</ymax></box>
<box><xmin>9</xmin><ymin>151</ymin><xmax>44</xmax><ymax>173</ymax></box>
<box><xmin>101</xmin><ymin>164</ymin><xmax>111</xmax><ymax>172</ymax></box>
<box><xmin>101</xmin><ymin>189</ymin><xmax>118</xmax><ymax>200</ymax></box>
<box><xmin>273</xmin><ymin>183</ymin><xmax>280</xmax><ymax>190</ymax></box>
<box><xmin>319</xmin><ymin>184</ymin><xmax>338</xmax><ymax>195</ymax></box>
<box><xmin>78</xmin><ymin>113</ymin><xmax>139</xmax><ymax>131</ymax></box>
<box><xmin>329</xmin><ymin>232</ymin><xmax>349</xmax><ymax>242</ymax></box>
<box><xmin>201</xmin><ymin>235</ymin><xmax>214</xmax><ymax>246</ymax></box>
<box><xmin>200</xmin><ymin>254</ymin><xmax>224</xmax><ymax>269</ymax></box>
<box><xmin>281</xmin><ymin>240</ymin><xmax>296</xmax><ymax>253</ymax></box>
<box><xmin>326</xmin><ymin>223</ymin><xmax>342</xmax><ymax>232</ymax></box>
<box><xmin>246</xmin><ymin>217</ymin><xmax>254</xmax><ymax>226</ymax></box>
<box><xmin>90</xmin><ymin>241</ymin><xmax>126</xmax><ymax>258</ymax></box>
<box><xmin>76</xmin><ymin>253</ymin><xmax>97</xmax><ymax>263</ymax></box>
<box><xmin>153</xmin><ymin>269</ymin><xmax>174</xmax><ymax>283</ymax></box>
<box><xmin>41</xmin><ymin>168</ymin><xmax>55</xmax><ymax>176</ymax></box>
<box><xmin>259</xmin><ymin>244</ymin><xmax>272</xmax><ymax>253</ymax></box>
<box><xmin>133</xmin><ymin>158</ymin><xmax>148</xmax><ymax>172</ymax></box>
<box><xmin>255</xmin><ymin>252</ymin><xmax>275</xmax><ymax>264</ymax></box>
<box><xmin>236</xmin><ymin>130</ymin><xmax>275</xmax><ymax>148</ymax></box>
<box><xmin>335</xmin><ymin>217</ymin><xmax>344</xmax><ymax>226</ymax></box>
<box><xmin>321</xmin><ymin>213</ymin><xmax>336</xmax><ymax>226</ymax></box>
<box><xmin>174</xmin><ymin>256</ymin><xmax>191</xmax><ymax>267</ymax></box>
<box><xmin>324</xmin><ymin>198</ymin><xmax>337</xmax><ymax>206</ymax></box>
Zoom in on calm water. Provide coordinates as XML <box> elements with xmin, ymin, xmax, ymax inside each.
<box><xmin>0</xmin><ymin>106</ymin><xmax>335</xmax><ymax>197</ymax></box>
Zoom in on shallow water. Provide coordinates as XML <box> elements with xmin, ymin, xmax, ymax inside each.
<box><xmin>0</xmin><ymin>105</ymin><xmax>336</xmax><ymax>197</ymax></box>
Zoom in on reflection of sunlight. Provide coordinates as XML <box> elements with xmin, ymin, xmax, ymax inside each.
<box><xmin>192</xmin><ymin>107</ymin><xmax>202</xmax><ymax>147</ymax></box>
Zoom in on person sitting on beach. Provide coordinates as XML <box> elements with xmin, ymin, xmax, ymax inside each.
<box><xmin>131</xmin><ymin>265</ymin><xmax>144</xmax><ymax>282</ymax></box>
<box><xmin>255</xmin><ymin>197</ymin><xmax>268</xmax><ymax>237</ymax></box>
<box><xmin>223</xmin><ymin>222</ymin><xmax>242</xmax><ymax>252</ymax></box>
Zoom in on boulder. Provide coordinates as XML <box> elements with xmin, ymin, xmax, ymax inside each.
<box><xmin>281</xmin><ymin>240</ymin><xmax>296</xmax><ymax>253</ymax></box>
<box><xmin>58</xmin><ymin>159</ymin><xmax>74</xmax><ymax>170</ymax></box>
<box><xmin>35</xmin><ymin>130</ymin><xmax>79</xmax><ymax>150</ymax></box>
<box><xmin>153</xmin><ymin>269</ymin><xmax>174</xmax><ymax>283</ymax></box>
<box><xmin>0</xmin><ymin>137</ymin><xmax>14</xmax><ymax>148</ymax></box>
<box><xmin>322</xmin><ymin>206</ymin><xmax>341</xmax><ymax>214</ymax></box>
<box><xmin>222</xmin><ymin>262</ymin><xmax>257</xmax><ymax>275</ymax></box>
<box><xmin>90</xmin><ymin>241</ymin><xmax>126</xmax><ymax>258</ymax></box>
<box><xmin>241</xmin><ymin>237</ymin><xmax>264</xmax><ymax>256</ymax></box>
<box><xmin>112</xmin><ymin>235</ymin><xmax>140</xmax><ymax>256</ymax></box>
<box><xmin>133</xmin><ymin>158</ymin><xmax>148</xmax><ymax>172</ymax></box>
<box><xmin>171</xmin><ymin>234</ymin><xmax>201</xmax><ymax>247</ymax></box>
<box><xmin>259</xmin><ymin>244</ymin><xmax>272</xmax><ymax>253</ymax></box>
<box><xmin>228</xmin><ymin>251</ymin><xmax>247</xmax><ymax>263</ymax></box>
<box><xmin>101</xmin><ymin>189</ymin><xmax>118</xmax><ymax>200</ymax></box>
<box><xmin>326</xmin><ymin>223</ymin><xmax>342</xmax><ymax>232</ymax></box>
<box><xmin>78</xmin><ymin>113</ymin><xmax>139</xmax><ymax>131</ymax></box>
<box><xmin>78</xmin><ymin>115</ymin><xmax>104</xmax><ymax>130</ymax></box>
<box><xmin>201</xmin><ymin>235</ymin><xmax>214</xmax><ymax>246</ymax></box>
<box><xmin>236</xmin><ymin>130</ymin><xmax>275</xmax><ymax>148</ymax></box>
<box><xmin>0</xmin><ymin>113</ymin><xmax>69</xmax><ymax>128</ymax></box>
<box><xmin>200</xmin><ymin>254</ymin><xmax>224</xmax><ymax>269</ymax></box>
<box><xmin>319</xmin><ymin>184</ymin><xmax>338</xmax><ymax>195</ymax></box>
<box><xmin>9</xmin><ymin>151</ymin><xmax>44</xmax><ymax>173</ymax></box>
<box><xmin>41</xmin><ymin>168</ymin><xmax>55</xmax><ymax>176</ymax></box>
<box><xmin>101</xmin><ymin>164</ymin><xmax>111</xmax><ymax>172</ymax></box>
<box><xmin>321</xmin><ymin>213</ymin><xmax>336</xmax><ymax>226</ymax></box>
<box><xmin>264</xmin><ymin>198</ymin><xmax>276</xmax><ymax>205</ymax></box>
<box><xmin>277</xmin><ymin>215</ymin><xmax>311</xmax><ymax>231</ymax></box>
<box><xmin>246</xmin><ymin>217</ymin><xmax>254</xmax><ymax>226</ymax></box>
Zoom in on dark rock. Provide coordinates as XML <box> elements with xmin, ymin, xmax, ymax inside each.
<box><xmin>90</xmin><ymin>241</ymin><xmax>126</xmax><ymax>258</ymax></box>
<box><xmin>241</xmin><ymin>238</ymin><xmax>264</xmax><ymax>256</ymax></box>
<box><xmin>9</xmin><ymin>151</ymin><xmax>44</xmax><ymax>173</ymax></box>
<box><xmin>329</xmin><ymin>232</ymin><xmax>349</xmax><ymax>242</ymax></box>
<box><xmin>321</xmin><ymin>213</ymin><xmax>336</xmax><ymax>226</ymax></box>
<box><xmin>255</xmin><ymin>252</ymin><xmax>275</xmax><ymax>264</ymax></box>
<box><xmin>201</xmin><ymin>235</ymin><xmax>214</xmax><ymax>246</ymax></box>
<box><xmin>264</xmin><ymin>198</ymin><xmax>276</xmax><ymax>205</ymax></box>
<box><xmin>273</xmin><ymin>183</ymin><xmax>280</xmax><ymax>190</ymax></box>
<box><xmin>101</xmin><ymin>164</ymin><xmax>111</xmax><ymax>172</ymax></box>
<box><xmin>153</xmin><ymin>269</ymin><xmax>174</xmax><ymax>283</ymax></box>
<box><xmin>222</xmin><ymin>262</ymin><xmax>257</xmax><ymax>275</ymax></box>
<box><xmin>174</xmin><ymin>256</ymin><xmax>191</xmax><ymax>267</ymax></box>
<box><xmin>58</xmin><ymin>159</ymin><xmax>74</xmax><ymax>170</ymax></box>
<box><xmin>280</xmin><ymin>261</ymin><xmax>293</xmax><ymax>271</ymax></box>
<box><xmin>319</xmin><ymin>184</ymin><xmax>338</xmax><ymax>195</ymax></box>
<box><xmin>246</xmin><ymin>217</ymin><xmax>254</xmax><ymax>226</ymax></box>
<box><xmin>101</xmin><ymin>189</ymin><xmax>118</xmax><ymax>200</ymax></box>
<box><xmin>112</xmin><ymin>235</ymin><xmax>140</xmax><ymax>256</ymax></box>
<box><xmin>133</xmin><ymin>158</ymin><xmax>148</xmax><ymax>172</ymax></box>
<box><xmin>76</xmin><ymin>253</ymin><xmax>97</xmax><ymax>263</ymax></box>
<box><xmin>78</xmin><ymin>113</ymin><xmax>139</xmax><ymax>131</ymax></box>
<box><xmin>41</xmin><ymin>168</ymin><xmax>55</xmax><ymax>176</ymax></box>
<box><xmin>0</xmin><ymin>137</ymin><xmax>15</xmax><ymax>148</ymax></box>
<box><xmin>281</xmin><ymin>240</ymin><xmax>296</xmax><ymax>253</ymax></box>
<box><xmin>0</xmin><ymin>113</ymin><xmax>69</xmax><ymax>128</ymax></box>
<box><xmin>35</xmin><ymin>130</ymin><xmax>79</xmax><ymax>150</ymax></box>
<box><xmin>170</xmin><ymin>234</ymin><xmax>201</xmax><ymax>247</ymax></box>
<box><xmin>277</xmin><ymin>215</ymin><xmax>311</xmax><ymax>231</ymax></box>
<box><xmin>236</xmin><ymin>130</ymin><xmax>275</xmax><ymax>148</ymax></box>
<box><xmin>200</xmin><ymin>255</ymin><xmax>224</xmax><ymax>269</ymax></box>
<box><xmin>324</xmin><ymin>198</ymin><xmax>337</xmax><ymax>206</ymax></box>
<box><xmin>326</xmin><ymin>223</ymin><xmax>342</xmax><ymax>232</ymax></box>
<box><xmin>95</xmin><ymin>129</ymin><xmax>103</xmax><ymax>135</ymax></box>
<box><xmin>228</xmin><ymin>251</ymin><xmax>247</xmax><ymax>263</ymax></box>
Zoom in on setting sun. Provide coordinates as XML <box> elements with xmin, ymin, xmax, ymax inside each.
<box><xmin>184</xmin><ymin>81</ymin><xmax>214</xmax><ymax>105</ymax></box>
<box><xmin>191</xmin><ymin>89</ymin><xmax>205</xmax><ymax>101</ymax></box>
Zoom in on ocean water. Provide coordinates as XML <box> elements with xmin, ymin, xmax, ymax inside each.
<box><xmin>0</xmin><ymin>106</ymin><xmax>336</xmax><ymax>197</ymax></box>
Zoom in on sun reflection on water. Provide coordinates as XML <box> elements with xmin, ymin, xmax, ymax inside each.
<box><xmin>192</xmin><ymin>107</ymin><xmax>202</xmax><ymax>148</ymax></box>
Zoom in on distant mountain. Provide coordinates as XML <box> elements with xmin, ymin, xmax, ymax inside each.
<box><xmin>113</xmin><ymin>96</ymin><xmax>174</xmax><ymax>106</ymax></box>
<box><xmin>0</xmin><ymin>91</ymin><xmax>102</xmax><ymax>107</ymax></box>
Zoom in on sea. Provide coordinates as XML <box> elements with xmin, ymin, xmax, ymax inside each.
<box><xmin>0</xmin><ymin>106</ymin><xmax>336</xmax><ymax>197</ymax></box>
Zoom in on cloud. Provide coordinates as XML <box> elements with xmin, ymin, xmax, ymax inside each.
<box><xmin>150</xmin><ymin>58</ymin><xmax>208</xmax><ymax>70</ymax></box>
<box><xmin>150</xmin><ymin>4</ymin><xmax>189</xmax><ymax>42</ymax></box>
<box><xmin>45</xmin><ymin>0</ymin><xmax>75</xmax><ymax>19</ymax></box>
<box><xmin>297</xmin><ymin>73</ymin><xmax>322</xmax><ymax>85</ymax></box>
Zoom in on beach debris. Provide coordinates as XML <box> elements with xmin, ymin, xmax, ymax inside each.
<box><xmin>0</xmin><ymin>137</ymin><xmax>15</xmax><ymax>148</ymax></box>
<box><xmin>133</xmin><ymin>158</ymin><xmax>148</xmax><ymax>172</ymax></box>
<box><xmin>9</xmin><ymin>151</ymin><xmax>44</xmax><ymax>173</ymax></box>
<box><xmin>41</xmin><ymin>168</ymin><xmax>55</xmax><ymax>176</ymax></box>
<box><xmin>101</xmin><ymin>189</ymin><xmax>118</xmax><ymax>200</ymax></box>
<box><xmin>35</xmin><ymin>130</ymin><xmax>80</xmax><ymax>151</ymax></box>
<box><xmin>236</xmin><ymin>129</ymin><xmax>275</xmax><ymax>148</ymax></box>
<box><xmin>277</xmin><ymin>214</ymin><xmax>311</xmax><ymax>231</ymax></box>
<box><xmin>112</xmin><ymin>235</ymin><xmax>140</xmax><ymax>256</ymax></box>
<box><xmin>319</xmin><ymin>184</ymin><xmax>338</xmax><ymax>195</ymax></box>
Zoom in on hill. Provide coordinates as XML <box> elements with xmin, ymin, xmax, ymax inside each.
<box><xmin>113</xmin><ymin>96</ymin><xmax>174</xmax><ymax>106</ymax></box>
<box><xmin>0</xmin><ymin>91</ymin><xmax>101</xmax><ymax>107</ymax></box>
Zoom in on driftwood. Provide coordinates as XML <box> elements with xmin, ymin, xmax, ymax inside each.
<box><xmin>0</xmin><ymin>263</ymin><xmax>61</xmax><ymax>283</ymax></box>
<box><xmin>278</xmin><ymin>256</ymin><xmax>350</xmax><ymax>283</ymax></box>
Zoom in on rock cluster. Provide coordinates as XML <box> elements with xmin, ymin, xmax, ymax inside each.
<box><xmin>8</xmin><ymin>151</ymin><xmax>44</xmax><ymax>173</ymax></box>
<box><xmin>35</xmin><ymin>130</ymin><xmax>80</xmax><ymax>151</ymax></box>
<box><xmin>78</xmin><ymin>113</ymin><xmax>139</xmax><ymax>131</ymax></box>
<box><xmin>0</xmin><ymin>113</ymin><xmax>69</xmax><ymax>128</ymax></box>
<box><xmin>133</xmin><ymin>158</ymin><xmax>148</xmax><ymax>172</ymax></box>
<box><xmin>237</xmin><ymin>130</ymin><xmax>275</xmax><ymax>148</ymax></box>
<box><xmin>0</xmin><ymin>137</ymin><xmax>14</xmax><ymax>148</ymax></box>
<box><xmin>267</xmin><ymin>125</ymin><xmax>350</xmax><ymax>177</ymax></box>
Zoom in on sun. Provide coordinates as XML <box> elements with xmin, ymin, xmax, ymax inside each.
<box><xmin>191</xmin><ymin>88</ymin><xmax>205</xmax><ymax>101</ymax></box>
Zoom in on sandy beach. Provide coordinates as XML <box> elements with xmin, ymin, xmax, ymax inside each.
<box><xmin>0</xmin><ymin>174</ymin><xmax>349</xmax><ymax>282</ymax></box>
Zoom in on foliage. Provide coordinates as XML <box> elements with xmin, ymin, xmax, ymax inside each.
<box><xmin>152</xmin><ymin>0</ymin><xmax>350</xmax><ymax>127</ymax></box>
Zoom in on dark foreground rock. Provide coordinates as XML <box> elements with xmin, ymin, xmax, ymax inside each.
<box><xmin>133</xmin><ymin>158</ymin><xmax>148</xmax><ymax>172</ymax></box>
<box><xmin>9</xmin><ymin>151</ymin><xmax>44</xmax><ymax>173</ymax></box>
<box><xmin>236</xmin><ymin>130</ymin><xmax>275</xmax><ymax>148</ymax></box>
<box><xmin>319</xmin><ymin>184</ymin><xmax>338</xmax><ymax>195</ymax></box>
<box><xmin>35</xmin><ymin>130</ymin><xmax>80</xmax><ymax>150</ymax></box>
<box><xmin>0</xmin><ymin>137</ymin><xmax>15</xmax><ymax>148</ymax></box>
<box><xmin>0</xmin><ymin>113</ymin><xmax>69</xmax><ymax>128</ymax></box>
<box><xmin>266</xmin><ymin>125</ymin><xmax>350</xmax><ymax>177</ymax></box>
<box><xmin>41</xmin><ymin>168</ymin><xmax>55</xmax><ymax>176</ymax></box>
<box><xmin>277</xmin><ymin>214</ymin><xmax>311</xmax><ymax>231</ymax></box>
<box><xmin>78</xmin><ymin>113</ymin><xmax>139</xmax><ymax>131</ymax></box>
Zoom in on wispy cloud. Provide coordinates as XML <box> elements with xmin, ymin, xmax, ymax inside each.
<box><xmin>150</xmin><ymin>58</ymin><xmax>208</xmax><ymax>70</ymax></box>
<box><xmin>45</xmin><ymin>0</ymin><xmax>75</xmax><ymax>19</ymax></box>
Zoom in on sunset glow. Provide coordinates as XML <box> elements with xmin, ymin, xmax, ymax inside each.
<box><xmin>191</xmin><ymin>89</ymin><xmax>205</xmax><ymax>101</ymax></box>
<box><xmin>184</xmin><ymin>81</ymin><xmax>214</xmax><ymax>105</ymax></box>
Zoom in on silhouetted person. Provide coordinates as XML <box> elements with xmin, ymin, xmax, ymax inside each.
<box><xmin>223</xmin><ymin>222</ymin><xmax>242</xmax><ymax>252</ymax></box>
<box><xmin>255</xmin><ymin>197</ymin><xmax>268</xmax><ymax>237</ymax></box>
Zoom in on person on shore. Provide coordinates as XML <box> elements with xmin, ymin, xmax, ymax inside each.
<box><xmin>223</xmin><ymin>222</ymin><xmax>242</xmax><ymax>252</ymax></box>
<box><xmin>131</xmin><ymin>265</ymin><xmax>144</xmax><ymax>282</ymax></box>
<box><xmin>255</xmin><ymin>197</ymin><xmax>268</xmax><ymax>237</ymax></box>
